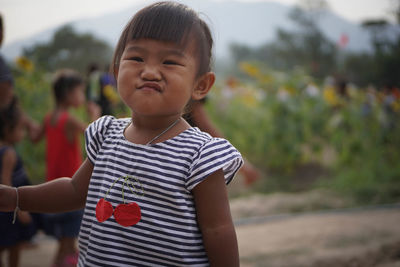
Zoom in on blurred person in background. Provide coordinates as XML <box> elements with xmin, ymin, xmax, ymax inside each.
<box><xmin>0</xmin><ymin>14</ymin><xmax>16</xmax><ymax>111</ymax></box>
<box><xmin>0</xmin><ymin>14</ymin><xmax>39</xmax><ymax>141</ymax></box>
<box><xmin>0</xmin><ymin>97</ymin><xmax>39</xmax><ymax>267</ymax></box>
<box><xmin>86</xmin><ymin>63</ymin><xmax>117</xmax><ymax>116</ymax></box>
<box><xmin>186</xmin><ymin>99</ymin><xmax>261</xmax><ymax>185</ymax></box>
<box><xmin>31</xmin><ymin>69</ymin><xmax>100</xmax><ymax>267</ymax></box>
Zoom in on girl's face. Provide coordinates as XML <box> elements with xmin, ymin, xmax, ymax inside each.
<box><xmin>68</xmin><ymin>84</ymin><xmax>85</xmax><ymax>108</ymax></box>
<box><xmin>0</xmin><ymin>81</ymin><xmax>14</xmax><ymax>110</ymax></box>
<box><xmin>116</xmin><ymin>38</ymin><xmax>201</xmax><ymax>118</ymax></box>
<box><xmin>4</xmin><ymin>116</ymin><xmax>25</xmax><ymax>145</ymax></box>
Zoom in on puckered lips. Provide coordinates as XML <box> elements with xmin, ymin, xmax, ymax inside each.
<box><xmin>137</xmin><ymin>82</ymin><xmax>162</xmax><ymax>93</ymax></box>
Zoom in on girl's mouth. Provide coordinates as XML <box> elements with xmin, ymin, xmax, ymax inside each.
<box><xmin>138</xmin><ymin>82</ymin><xmax>162</xmax><ymax>92</ymax></box>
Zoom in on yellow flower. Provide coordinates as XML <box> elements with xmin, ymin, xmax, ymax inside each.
<box><xmin>103</xmin><ymin>85</ymin><xmax>119</xmax><ymax>104</ymax></box>
<box><xmin>242</xmin><ymin>93</ymin><xmax>257</xmax><ymax>107</ymax></box>
<box><xmin>323</xmin><ymin>86</ymin><xmax>339</xmax><ymax>106</ymax></box>
<box><xmin>239</xmin><ymin>62</ymin><xmax>260</xmax><ymax>78</ymax></box>
<box><xmin>392</xmin><ymin>99</ymin><xmax>400</xmax><ymax>112</ymax></box>
<box><xmin>15</xmin><ymin>56</ymin><xmax>34</xmax><ymax>72</ymax></box>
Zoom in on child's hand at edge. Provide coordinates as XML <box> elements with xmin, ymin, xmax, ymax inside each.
<box><xmin>17</xmin><ymin>210</ymin><xmax>32</xmax><ymax>224</ymax></box>
<box><xmin>0</xmin><ymin>185</ymin><xmax>17</xmax><ymax>212</ymax></box>
<box><xmin>240</xmin><ymin>160</ymin><xmax>261</xmax><ymax>186</ymax></box>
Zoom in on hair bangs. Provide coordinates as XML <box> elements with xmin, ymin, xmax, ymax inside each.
<box><xmin>127</xmin><ymin>3</ymin><xmax>195</xmax><ymax>46</ymax></box>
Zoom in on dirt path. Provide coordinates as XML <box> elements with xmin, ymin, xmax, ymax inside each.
<box><xmin>13</xmin><ymin>205</ymin><xmax>400</xmax><ymax>267</ymax></box>
<box><xmin>237</xmin><ymin>207</ymin><xmax>400</xmax><ymax>267</ymax></box>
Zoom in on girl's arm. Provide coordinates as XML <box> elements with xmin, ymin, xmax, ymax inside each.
<box><xmin>66</xmin><ymin>116</ymin><xmax>88</xmax><ymax>142</ymax></box>
<box><xmin>1</xmin><ymin>148</ymin><xmax>17</xmax><ymax>186</ymax></box>
<box><xmin>0</xmin><ymin>158</ymin><xmax>93</xmax><ymax>213</ymax></box>
<box><xmin>192</xmin><ymin>169</ymin><xmax>239</xmax><ymax>266</ymax></box>
<box><xmin>66</xmin><ymin>103</ymin><xmax>101</xmax><ymax>141</ymax></box>
<box><xmin>0</xmin><ymin>148</ymin><xmax>32</xmax><ymax>224</ymax></box>
<box><xmin>23</xmin><ymin>112</ymin><xmax>43</xmax><ymax>143</ymax></box>
<box><xmin>190</xmin><ymin>101</ymin><xmax>223</xmax><ymax>137</ymax></box>
<box><xmin>29</xmin><ymin>117</ymin><xmax>45</xmax><ymax>143</ymax></box>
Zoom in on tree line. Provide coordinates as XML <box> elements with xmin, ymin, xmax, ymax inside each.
<box><xmin>21</xmin><ymin>0</ymin><xmax>400</xmax><ymax>88</ymax></box>
<box><xmin>226</xmin><ymin>0</ymin><xmax>400</xmax><ymax>88</ymax></box>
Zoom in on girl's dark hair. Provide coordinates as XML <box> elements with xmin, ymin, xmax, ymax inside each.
<box><xmin>52</xmin><ymin>69</ymin><xmax>83</xmax><ymax>104</ymax></box>
<box><xmin>112</xmin><ymin>1</ymin><xmax>213</xmax><ymax>78</ymax></box>
<box><xmin>0</xmin><ymin>96</ymin><xmax>21</xmax><ymax>140</ymax></box>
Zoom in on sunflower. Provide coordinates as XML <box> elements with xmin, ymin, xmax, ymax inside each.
<box><xmin>15</xmin><ymin>56</ymin><xmax>34</xmax><ymax>72</ymax></box>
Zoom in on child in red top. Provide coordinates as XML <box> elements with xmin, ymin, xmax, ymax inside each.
<box><xmin>33</xmin><ymin>69</ymin><xmax>99</xmax><ymax>267</ymax></box>
<box><xmin>44</xmin><ymin>111</ymin><xmax>82</xmax><ymax>181</ymax></box>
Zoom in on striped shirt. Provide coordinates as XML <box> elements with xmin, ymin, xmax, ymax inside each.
<box><xmin>78</xmin><ymin>116</ymin><xmax>243</xmax><ymax>266</ymax></box>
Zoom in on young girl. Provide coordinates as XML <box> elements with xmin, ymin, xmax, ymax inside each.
<box><xmin>0</xmin><ymin>2</ymin><xmax>243</xmax><ymax>266</ymax></box>
<box><xmin>32</xmin><ymin>69</ymin><xmax>100</xmax><ymax>267</ymax></box>
<box><xmin>0</xmin><ymin>97</ymin><xmax>37</xmax><ymax>267</ymax></box>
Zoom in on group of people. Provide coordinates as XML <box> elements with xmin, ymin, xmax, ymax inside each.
<box><xmin>1</xmin><ymin>14</ymin><xmax>104</xmax><ymax>266</ymax></box>
<box><xmin>0</xmin><ymin>57</ymin><xmax>101</xmax><ymax>266</ymax></box>
<box><xmin>0</xmin><ymin>2</ymin><xmax>261</xmax><ymax>267</ymax></box>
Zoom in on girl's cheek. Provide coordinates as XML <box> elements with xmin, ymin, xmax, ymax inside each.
<box><xmin>73</xmin><ymin>91</ymin><xmax>85</xmax><ymax>107</ymax></box>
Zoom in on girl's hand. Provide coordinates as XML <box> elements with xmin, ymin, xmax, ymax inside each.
<box><xmin>240</xmin><ymin>160</ymin><xmax>261</xmax><ymax>186</ymax></box>
<box><xmin>0</xmin><ymin>185</ymin><xmax>18</xmax><ymax>212</ymax></box>
<box><xmin>86</xmin><ymin>101</ymin><xmax>101</xmax><ymax>122</ymax></box>
<box><xmin>23</xmin><ymin>113</ymin><xmax>41</xmax><ymax>142</ymax></box>
<box><xmin>18</xmin><ymin>210</ymin><xmax>32</xmax><ymax>225</ymax></box>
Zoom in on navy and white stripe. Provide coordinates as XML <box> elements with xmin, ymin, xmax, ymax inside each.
<box><xmin>78</xmin><ymin>116</ymin><xmax>243</xmax><ymax>266</ymax></box>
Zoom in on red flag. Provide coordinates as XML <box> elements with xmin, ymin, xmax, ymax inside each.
<box><xmin>338</xmin><ymin>33</ymin><xmax>349</xmax><ymax>48</ymax></box>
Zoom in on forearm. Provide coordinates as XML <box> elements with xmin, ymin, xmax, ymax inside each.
<box><xmin>202</xmin><ymin>223</ymin><xmax>239</xmax><ymax>266</ymax></box>
<box><xmin>0</xmin><ymin>159</ymin><xmax>92</xmax><ymax>214</ymax></box>
<box><xmin>18</xmin><ymin>178</ymin><xmax>86</xmax><ymax>213</ymax></box>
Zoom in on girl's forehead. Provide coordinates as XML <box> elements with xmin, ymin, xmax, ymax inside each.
<box><xmin>124</xmin><ymin>38</ymin><xmax>196</xmax><ymax>56</ymax></box>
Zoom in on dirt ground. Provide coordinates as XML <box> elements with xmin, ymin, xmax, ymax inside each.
<box><xmin>5</xmin><ymin>189</ymin><xmax>400</xmax><ymax>267</ymax></box>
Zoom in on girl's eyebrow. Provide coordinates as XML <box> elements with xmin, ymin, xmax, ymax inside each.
<box><xmin>125</xmin><ymin>45</ymin><xmax>187</xmax><ymax>59</ymax></box>
<box><xmin>125</xmin><ymin>45</ymin><xmax>146</xmax><ymax>53</ymax></box>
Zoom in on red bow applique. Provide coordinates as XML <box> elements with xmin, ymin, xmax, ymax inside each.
<box><xmin>95</xmin><ymin>175</ymin><xmax>144</xmax><ymax>227</ymax></box>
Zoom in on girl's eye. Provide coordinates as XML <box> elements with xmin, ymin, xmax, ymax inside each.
<box><xmin>163</xmin><ymin>60</ymin><xmax>179</xmax><ymax>65</ymax></box>
<box><xmin>129</xmin><ymin>57</ymin><xmax>143</xmax><ymax>62</ymax></box>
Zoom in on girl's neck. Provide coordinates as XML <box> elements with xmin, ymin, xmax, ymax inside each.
<box><xmin>55</xmin><ymin>102</ymin><xmax>69</xmax><ymax>112</ymax></box>
<box><xmin>125</xmin><ymin>114</ymin><xmax>190</xmax><ymax>145</ymax></box>
<box><xmin>131</xmin><ymin>114</ymin><xmax>183</xmax><ymax>131</ymax></box>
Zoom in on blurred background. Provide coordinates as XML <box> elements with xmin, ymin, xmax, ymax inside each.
<box><xmin>1</xmin><ymin>0</ymin><xmax>400</xmax><ymax>266</ymax></box>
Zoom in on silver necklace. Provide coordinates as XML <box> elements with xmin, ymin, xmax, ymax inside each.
<box><xmin>145</xmin><ymin>117</ymin><xmax>181</xmax><ymax>146</ymax></box>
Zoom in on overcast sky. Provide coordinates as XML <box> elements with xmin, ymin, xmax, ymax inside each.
<box><xmin>0</xmin><ymin>0</ymin><xmax>395</xmax><ymax>46</ymax></box>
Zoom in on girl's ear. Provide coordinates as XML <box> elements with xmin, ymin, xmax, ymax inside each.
<box><xmin>192</xmin><ymin>72</ymin><xmax>215</xmax><ymax>100</ymax></box>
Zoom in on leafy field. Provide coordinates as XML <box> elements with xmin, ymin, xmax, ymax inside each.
<box><xmin>12</xmin><ymin>60</ymin><xmax>400</xmax><ymax>205</ymax></box>
<box><xmin>207</xmin><ymin>63</ymin><xmax>400</xmax><ymax>203</ymax></box>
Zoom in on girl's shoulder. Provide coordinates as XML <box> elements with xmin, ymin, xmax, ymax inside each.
<box><xmin>183</xmin><ymin>127</ymin><xmax>222</xmax><ymax>143</ymax></box>
<box><xmin>85</xmin><ymin>116</ymin><xmax>130</xmax><ymax>164</ymax></box>
<box><xmin>0</xmin><ymin>145</ymin><xmax>17</xmax><ymax>165</ymax></box>
<box><xmin>88</xmin><ymin>116</ymin><xmax>130</xmax><ymax>133</ymax></box>
<box><xmin>85</xmin><ymin>116</ymin><xmax>130</xmax><ymax>144</ymax></box>
<box><xmin>176</xmin><ymin>127</ymin><xmax>239</xmax><ymax>153</ymax></box>
<box><xmin>44</xmin><ymin>110</ymin><xmax>69</xmax><ymax>127</ymax></box>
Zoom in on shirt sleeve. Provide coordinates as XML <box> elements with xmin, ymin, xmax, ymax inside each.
<box><xmin>85</xmin><ymin>115</ymin><xmax>114</xmax><ymax>164</ymax></box>
<box><xmin>186</xmin><ymin>138</ymin><xmax>243</xmax><ymax>191</ymax></box>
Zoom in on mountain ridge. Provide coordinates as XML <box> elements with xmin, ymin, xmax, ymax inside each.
<box><xmin>2</xmin><ymin>0</ymin><xmax>372</xmax><ymax>61</ymax></box>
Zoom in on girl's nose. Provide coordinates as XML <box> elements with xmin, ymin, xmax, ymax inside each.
<box><xmin>140</xmin><ymin>64</ymin><xmax>161</xmax><ymax>81</ymax></box>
